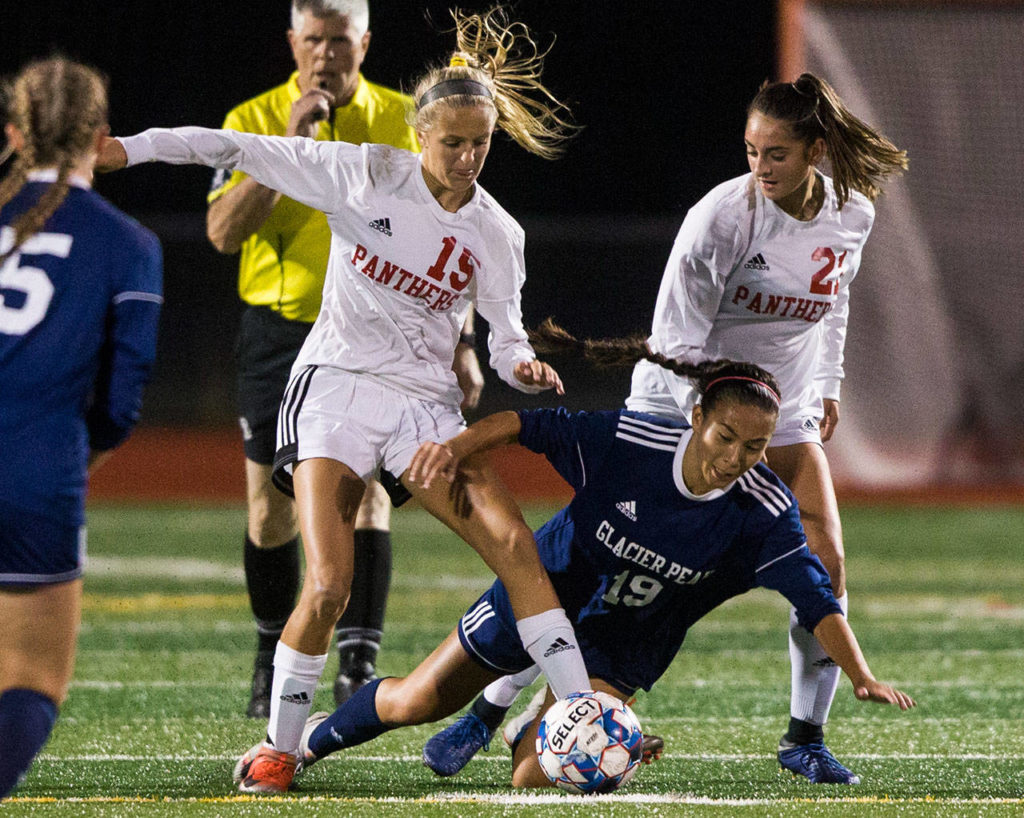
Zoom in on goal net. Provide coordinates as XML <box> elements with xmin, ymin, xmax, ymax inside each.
<box><xmin>781</xmin><ymin>0</ymin><xmax>1024</xmax><ymax>488</ymax></box>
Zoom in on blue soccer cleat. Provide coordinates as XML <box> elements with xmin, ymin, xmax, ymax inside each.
<box><xmin>422</xmin><ymin>712</ymin><xmax>493</xmax><ymax>776</ymax></box>
<box><xmin>778</xmin><ymin>741</ymin><xmax>861</xmax><ymax>784</ymax></box>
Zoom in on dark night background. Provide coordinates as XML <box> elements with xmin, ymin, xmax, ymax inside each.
<box><xmin>1</xmin><ymin>1</ymin><xmax>776</xmax><ymax>424</ymax></box>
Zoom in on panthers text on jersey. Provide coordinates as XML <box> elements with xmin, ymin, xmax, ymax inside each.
<box><xmin>122</xmin><ymin>127</ymin><xmax>540</xmax><ymax>407</ymax></box>
<box><xmin>629</xmin><ymin>171</ymin><xmax>874</xmax><ymax>425</ymax></box>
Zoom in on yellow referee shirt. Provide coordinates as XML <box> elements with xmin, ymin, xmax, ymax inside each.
<box><xmin>209</xmin><ymin>72</ymin><xmax>419</xmax><ymax>322</ymax></box>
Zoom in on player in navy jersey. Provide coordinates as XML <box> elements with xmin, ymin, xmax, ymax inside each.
<box><xmin>291</xmin><ymin>327</ymin><xmax>913</xmax><ymax>790</ymax></box>
<box><xmin>0</xmin><ymin>58</ymin><xmax>162</xmax><ymax>799</ymax></box>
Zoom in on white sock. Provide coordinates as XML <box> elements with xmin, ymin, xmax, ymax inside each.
<box><xmin>266</xmin><ymin>641</ymin><xmax>328</xmax><ymax>754</ymax></box>
<box><xmin>788</xmin><ymin>593</ymin><xmax>848</xmax><ymax>725</ymax></box>
<box><xmin>516</xmin><ymin>608</ymin><xmax>589</xmax><ymax>700</ymax></box>
<box><xmin>483</xmin><ymin>665</ymin><xmax>541</xmax><ymax>709</ymax></box>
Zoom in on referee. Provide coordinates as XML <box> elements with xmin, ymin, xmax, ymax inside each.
<box><xmin>206</xmin><ymin>0</ymin><xmax>484</xmax><ymax>718</ymax></box>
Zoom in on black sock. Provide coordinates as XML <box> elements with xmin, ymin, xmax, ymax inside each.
<box><xmin>336</xmin><ymin>529</ymin><xmax>392</xmax><ymax>635</ymax></box>
<box><xmin>470</xmin><ymin>694</ymin><xmax>509</xmax><ymax>733</ymax></box>
<box><xmin>243</xmin><ymin>534</ymin><xmax>300</xmax><ymax>653</ymax></box>
<box><xmin>335</xmin><ymin>529</ymin><xmax>392</xmax><ymax>675</ymax></box>
<box><xmin>783</xmin><ymin>717</ymin><xmax>825</xmax><ymax>746</ymax></box>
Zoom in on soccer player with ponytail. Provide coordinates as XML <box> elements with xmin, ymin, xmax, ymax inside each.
<box><xmin>624</xmin><ymin>72</ymin><xmax>909</xmax><ymax>783</ymax></box>
<box><xmin>0</xmin><ymin>57</ymin><xmax>162</xmax><ymax>798</ymax></box>
<box><xmin>97</xmin><ymin>5</ymin><xmax>593</xmax><ymax>794</ymax></box>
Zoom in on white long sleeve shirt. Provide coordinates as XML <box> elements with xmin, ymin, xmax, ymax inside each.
<box><xmin>121</xmin><ymin>127</ymin><xmax>541</xmax><ymax>406</ymax></box>
<box><xmin>628</xmin><ymin>172</ymin><xmax>874</xmax><ymax>423</ymax></box>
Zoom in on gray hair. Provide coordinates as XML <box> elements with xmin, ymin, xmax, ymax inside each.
<box><xmin>291</xmin><ymin>0</ymin><xmax>368</xmax><ymax>35</ymax></box>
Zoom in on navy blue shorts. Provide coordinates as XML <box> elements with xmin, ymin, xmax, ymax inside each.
<box><xmin>0</xmin><ymin>500</ymin><xmax>85</xmax><ymax>586</ymax></box>
<box><xmin>457</xmin><ymin>582</ymin><xmax>639</xmax><ymax>698</ymax></box>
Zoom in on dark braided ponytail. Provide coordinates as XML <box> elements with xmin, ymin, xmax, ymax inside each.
<box><xmin>529</xmin><ymin>318</ymin><xmax>782</xmax><ymax>415</ymax></box>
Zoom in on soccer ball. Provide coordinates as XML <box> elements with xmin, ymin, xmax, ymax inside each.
<box><xmin>536</xmin><ymin>690</ymin><xmax>644</xmax><ymax>794</ymax></box>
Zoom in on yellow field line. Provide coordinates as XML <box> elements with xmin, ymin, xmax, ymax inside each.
<box><xmin>9</xmin><ymin>794</ymin><xmax>1024</xmax><ymax>806</ymax></box>
<box><xmin>82</xmin><ymin>593</ymin><xmax>246</xmax><ymax>613</ymax></box>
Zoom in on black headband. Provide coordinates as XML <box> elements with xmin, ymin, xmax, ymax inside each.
<box><xmin>416</xmin><ymin>79</ymin><xmax>493</xmax><ymax>110</ymax></box>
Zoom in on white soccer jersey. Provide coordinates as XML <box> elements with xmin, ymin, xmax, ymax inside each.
<box><xmin>121</xmin><ymin>128</ymin><xmax>541</xmax><ymax>406</ymax></box>
<box><xmin>628</xmin><ymin>172</ymin><xmax>875</xmax><ymax>428</ymax></box>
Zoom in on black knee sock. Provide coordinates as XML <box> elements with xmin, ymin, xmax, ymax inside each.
<box><xmin>243</xmin><ymin>534</ymin><xmax>300</xmax><ymax>653</ymax></box>
<box><xmin>335</xmin><ymin>529</ymin><xmax>392</xmax><ymax>671</ymax></box>
<box><xmin>783</xmin><ymin>717</ymin><xmax>825</xmax><ymax>746</ymax></box>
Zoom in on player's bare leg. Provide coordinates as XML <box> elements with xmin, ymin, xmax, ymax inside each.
<box><xmin>238</xmin><ymin>458</ymin><xmax>363</xmax><ymax>793</ymax></box>
<box><xmin>0</xmin><ymin>580</ymin><xmax>80</xmax><ymax>796</ymax></box>
<box><xmin>406</xmin><ymin>453</ymin><xmax>589</xmax><ymax>699</ymax></box>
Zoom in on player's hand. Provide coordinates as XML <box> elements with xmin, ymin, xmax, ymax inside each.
<box><xmin>820</xmin><ymin>399</ymin><xmax>840</xmax><ymax>442</ymax></box>
<box><xmin>94</xmin><ymin>136</ymin><xmax>128</xmax><ymax>173</ymax></box>
<box><xmin>287</xmin><ymin>89</ymin><xmax>336</xmax><ymax>138</ymax></box>
<box><xmin>454</xmin><ymin>344</ymin><xmax>484</xmax><ymax>411</ymax></box>
<box><xmin>514</xmin><ymin>359</ymin><xmax>564</xmax><ymax>395</ymax></box>
<box><xmin>854</xmin><ymin>679</ymin><xmax>916</xmax><ymax>710</ymax></box>
<box><xmin>406</xmin><ymin>441</ymin><xmax>458</xmax><ymax>491</ymax></box>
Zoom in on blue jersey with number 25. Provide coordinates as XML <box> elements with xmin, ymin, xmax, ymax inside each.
<box><xmin>0</xmin><ymin>178</ymin><xmax>163</xmax><ymax>525</ymax></box>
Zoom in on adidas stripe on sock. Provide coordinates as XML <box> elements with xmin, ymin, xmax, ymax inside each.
<box><xmin>266</xmin><ymin>641</ymin><xmax>328</xmax><ymax>753</ymax></box>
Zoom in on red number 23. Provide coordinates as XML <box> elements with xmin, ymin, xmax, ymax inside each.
<box><xmin>809</xmin><ymin>247</ymin><xmax>847</xmax><ymax>296</ymax></box>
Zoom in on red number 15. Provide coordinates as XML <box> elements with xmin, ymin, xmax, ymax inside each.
<box><xmin>425</xmin><ymin>236</ymin><xmax>478</xmax><ymax>293</ymax></box>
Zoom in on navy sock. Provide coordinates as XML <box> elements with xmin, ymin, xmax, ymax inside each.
<box><xmin>783</xmin><ymin>717</ymin><xmax>825</xmax><ymax>746</ymax></box>
<box><xmin>470</xmin><ymin>694</ymin><xmax>508</xmax><ymax>732</ymax></box>
<box><xmin>0</xmin><ymin>689</ymin><xmax>58</xmax><ymax>798</ymax></box>
<box><xmin>308</xmin><ymin>678</ymin><xmax>388</xmax><ymax>758</ymax></box>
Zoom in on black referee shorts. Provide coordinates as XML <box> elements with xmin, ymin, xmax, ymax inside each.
<box><xmin>236</xmin><ymin>305</ymin><xmax>312</xmax><ymax>465</ymax></box>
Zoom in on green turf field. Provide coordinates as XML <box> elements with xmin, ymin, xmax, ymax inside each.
<box><xmin>6</xmin><ymin>503</ymin><xmax>1024</xmax><ymax>816</ymax></box>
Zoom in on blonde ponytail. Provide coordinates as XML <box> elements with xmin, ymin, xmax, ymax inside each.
<box><xmin>411</xmin><ymin>5</ymin><xmax>577</xmax><ymax>160</ymax></box>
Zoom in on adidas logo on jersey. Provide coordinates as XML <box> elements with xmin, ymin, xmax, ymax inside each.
<box><xmin>279</xmin><ymin>691</ymin><xmax>311</xmax><ymax>704</ymax></box>
<box><xmin>802</xmin><ymin>416</ymin><xmax>819</xmax><ymax>432</ymax></box>
<box><xmin>368</xmin><ymin>217</ymin><xmax>392</xmax><ymax>237</ymax></box>
<box><xmin>743</xmin><ymin>253</ymin><xmax>769</xmax><ymax>270</ymax></box>
<box><xmin>616</xmin><ymin>500</ymin><xmax>637</xmax><ymax>521</ymax></box>
<box><xmin>543</xmin><ymin>637</ymin><xmax>575</xmax><ymax>658</ymax></box>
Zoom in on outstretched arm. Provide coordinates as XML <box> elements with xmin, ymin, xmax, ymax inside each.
<box><xmin>206</xmin><ymin>88</ymin><xmax>337</xmax><ymax>253</ymax></box>
<box><xmin>407</xmin><ymin>411</ymin><xmax>522</xmax><ymax>490</ymax></box>
<box><xmin>96</xmin><ymin>128</ymin><xmax>344</xmax><ymax>215</ymax></box>
<box><xmin>813</xmin><ymin>613</ymin><xmax>915</xmax><ymax>709</ymax></box>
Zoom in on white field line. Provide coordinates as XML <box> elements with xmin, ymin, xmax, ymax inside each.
<box><xmin>83</xmin><ymin>557</ymin><xmax>1024</xmax><ymax>618</ymax></box>
<box><xmin>87</xmin><ymin>556</ymin><xmax>487</xmax><ymax>591</ymax></box>
<box><xmin>34</xmin><ymin>752</ymin><xmax>1024</xmax><ymax>763</ymax></box>
<box><xmin>9</xmin><ymin>792</ymin><xmax>1024</xmax><ymax>808</ymax></box>
<box><xmin>67</xmin><ymin>678</ymin><xmax>1024</xmax><ymax>691</ymax></box>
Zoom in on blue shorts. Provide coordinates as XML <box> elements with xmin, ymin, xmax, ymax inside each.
<box><xmin>0</xmin><ymin>499</ymin><xmax>86</xmax><ymax>586</ymax></box>
<box><xmin>457</xmin><ymin>582</ymin><xmax>640</xmax><ymax>698</ymax></box>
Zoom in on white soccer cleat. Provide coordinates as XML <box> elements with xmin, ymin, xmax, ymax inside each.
<box><xmin>502</xmin><ymin>686</ymin><xmax>548</xmax><ymax>749</ymax></box>
<box><xmin>295</xmin><ymin>710</ymin><xmax>331</xmax><ymax>774</ymax></box>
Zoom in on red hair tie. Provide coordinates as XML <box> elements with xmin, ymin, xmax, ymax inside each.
<box><xmin>704</xmin><ymin>376</ymin><xmax>781</xmax><ymax>406</ymax></box>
